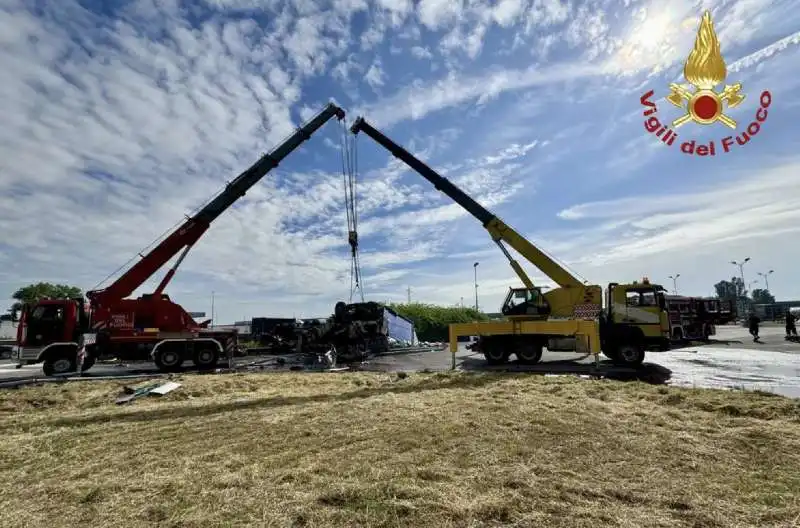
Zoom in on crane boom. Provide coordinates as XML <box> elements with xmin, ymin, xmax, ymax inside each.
<box><xmin>349</xmin><ymin>116</ymin><xmax>583</xmax><ymax>290</ymax></box>
<box><xmin>88</xmin><ymin>102</ymin><xmax>346</xmax><ymax>306</ymax></box>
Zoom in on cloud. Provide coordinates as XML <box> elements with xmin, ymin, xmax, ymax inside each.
<box><xmin>361</xmin><ymin>61</ymin><xmax>612</xmax><ymax>128</ymax></box>
<box><xmin>364</xmin><ymin>59</ymin><xmax>386</xmax><ymax>89</ymax></box>
<box><xmin>555</xmin><ymin>161</ymin><xmax>800</xmax><ymax>264</ymax></box>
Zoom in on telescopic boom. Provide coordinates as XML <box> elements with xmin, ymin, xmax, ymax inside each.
<box><xmin>88</xmin><ymin>103</ymin><xmax>346</xmax><ymax>306</ymax></box>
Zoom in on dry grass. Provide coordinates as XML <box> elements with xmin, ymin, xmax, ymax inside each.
<box><xmin>1</xmin><ymin>371</ymin><xmax>800</xmax><ymax>528</ymax></box>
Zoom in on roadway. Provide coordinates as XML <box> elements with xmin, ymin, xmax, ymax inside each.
<box><xmin>2</xmin><ymin>324</ymin><xmax>799</xmax><ymax>396</ymax></box>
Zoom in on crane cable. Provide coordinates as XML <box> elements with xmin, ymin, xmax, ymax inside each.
<box><xmin>339</xmin><ymin>119</ymin><xmax>364</xmax><ymax>303</ymax></box>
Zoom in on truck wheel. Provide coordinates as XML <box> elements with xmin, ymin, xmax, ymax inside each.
<box><xmin>193</xmin><ymin>347</ymin><xmax>219</xmax><ymax>371</ymax></box>
<box><xmin>482</xmin><ymin>338</ymin><xmax>509</xmax><ymax>365</ymax></box>
<box><xmin>154</xmin><ymin>347</ymin><xmax>183</xmax><ymax>372</ymax></box>
<box><xmin>43</xmin><ymin>353</ymin><xmax>77</xmax><ymax>376</ymax></box>
<box><xmin>516</xmin><ymin>341</ymin><xmax>543</xmax><ymax>365</ymax></box>
<box><xmin>612</xmin><ymin>344</ymin><xmax>645</xmax><ymax>367</ymax></box>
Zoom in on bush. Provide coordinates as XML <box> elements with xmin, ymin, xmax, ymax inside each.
<box><xmin>386</xmin><ymin>302</ymin><xmax>488</xmax><ymax>342</ymax></box>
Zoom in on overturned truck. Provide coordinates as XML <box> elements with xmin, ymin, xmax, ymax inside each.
<box><xmin>251</xmin><ymin>301</ymin><xmax>417</xmax><ymax>362</ymax></box>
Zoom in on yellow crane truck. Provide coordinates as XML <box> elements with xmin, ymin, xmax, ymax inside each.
<box><xmin>350</xmin><ymin>117</ymin><xmax>671</xmax><ymax>367</ymax></box>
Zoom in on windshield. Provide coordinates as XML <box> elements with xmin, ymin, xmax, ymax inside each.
<box><xmin>30</xmin><ymin>305</ymin><xmax>64</xmax><ymax>321</ymax></box>
<box><xmin>626</xmin><ymin>289</ymin><xmax>657</xmax><ymax>307</ymax></box>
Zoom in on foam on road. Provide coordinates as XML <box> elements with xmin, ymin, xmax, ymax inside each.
<box><xmin>655</xmin><ymin>346</ymin><xmax>800</xmax><ymax>398</ymax></box>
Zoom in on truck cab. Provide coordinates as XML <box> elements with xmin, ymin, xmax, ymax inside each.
<box><xmin>501</xmin><ymin>287</ymin><xmax>551</xmax><ymax>318</ymax></box>
<box><xmin>14</xmin><ymin>298</ymin><xmax>88</xmax><ymax>372</ymax></box>
<box><xmin>605</xmin><ymin>279</ymin><xmax>670</xmax><ymax>353</ymax></box>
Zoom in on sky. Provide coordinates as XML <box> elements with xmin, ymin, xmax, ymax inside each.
<box><xmin>0</xmin><ymin>0</ymin><xmax>799</xmax><ymax>324</ymax></box>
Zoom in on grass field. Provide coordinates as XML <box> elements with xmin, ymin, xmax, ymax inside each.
<box><xmin>1</xmin><ymin>372</ymin><xmax>799</xmax><ymax>528</ymax></box>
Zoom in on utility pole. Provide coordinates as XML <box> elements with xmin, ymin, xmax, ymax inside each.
<box><xmin>758</xmin><ymin>269</ymin><xmax>774</xmax><ymax>291</ymax></box>
<box><xmin>460</xmin><ymin>296</ymin><xmax>464</xmax><ymax>308</ymax></box>
<box><xmin>211</xmin><ymin>291</ymin><xmax>215</xmax><ymax>328</ymax></box>
<box><xmin>731</xmin><ymin>257</ymin><xmax>751</xmax><ymax>315</ymax></box>
<box><xmin>668</xmin><ymin>273</ymin><xmax>680</xmax><ymax>295</ymax></box>
<box><xmin>473</xmin><ymin>262</ymin><xmax>479</xmax><ymax>312</ymax></box>
<box><xmin>407</xmin><ymin>286</ymin><xmax>411</xmax><ymax>303</ymax></box>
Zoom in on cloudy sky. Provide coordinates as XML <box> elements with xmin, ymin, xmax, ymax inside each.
<box><xmin>1</xmin><ymin>0</ymin><xmax>798</xmax><ymax>323</ymax></box>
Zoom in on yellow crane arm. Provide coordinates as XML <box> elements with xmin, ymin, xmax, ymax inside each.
<box><xmin>349</xmin><ymin>117</ymin><xmax>583</xmax><ymax>291</ymax></box>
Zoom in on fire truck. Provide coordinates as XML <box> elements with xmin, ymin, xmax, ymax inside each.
<box><xmin>664</xmin><ymin>295</ymin><xmax>737</xmax><ymax>342</ymax></box>
<box><xmin>13</xmin><ymin>103</ymin><xmax>345</xmax><ymax>376</ymax></box>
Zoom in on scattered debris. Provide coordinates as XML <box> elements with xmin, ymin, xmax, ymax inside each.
<box><xmin>149</xmin><ymin>381</ymin><xmax>182</xmax><ymax>395</ymax></box>
<box><xmin>116</xmin><ymin>380</ymin><xmax>182</xmax><ymax>404</ymax></box>
<box><xmin>116</xmin><ymin>382</ymin><xmax>163</xmax><ymax>405</ymax></box>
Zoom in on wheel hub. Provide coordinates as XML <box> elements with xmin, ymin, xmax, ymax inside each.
<box><xmin>162</xmin><ymin>351</ymin><xmax>179</xmax><ymax>365</ymax></box>
<box><xmin>198</xmin><ymin>350</ymin><xmax>214</xmax><ymax>364</ymax></box>
<box><xmin>486</xmin><ymin>348</ymin><xmax>505</xmax><ymax>360</ymax></box>
<box><xmin>53</xmin><ymin>358</ymin><xmax>72</xmax><ymax>373</ymax></box>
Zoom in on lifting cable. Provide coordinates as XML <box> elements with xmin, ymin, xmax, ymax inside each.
<box><xmin>339</xmin><ymin>119</ymin><xmax>365</xmax><ymax>303</ymax></box>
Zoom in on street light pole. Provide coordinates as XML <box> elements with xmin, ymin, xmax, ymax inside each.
<box><xmin>211</xmin><ymin>291</ymin><xmax>215</xmax><ymax>328</ymax></box>
<box><xmin>731</xmin><ymin>257</ymin><xmax>751</xmax><ymax>315</ymax></box>
<box><xmin>758</xmin><ymin>270</ymin><xmax>774</xmax><ymax>291</ymax></box>
<box><xmin>668</xmin><ymin>274</ymin><xmax>680</xmax><ymax>295</ymax></box>
<box><xmin>731</xmin><ymin>257</ymin><xmax>750</xmax><ymax>290</ymax></box>
<box><xmin>473</xmin><ymin>262</ymin><xmax>479</xmax><ymax>312</ymax></box>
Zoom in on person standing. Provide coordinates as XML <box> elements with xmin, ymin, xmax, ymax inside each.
<box><xmin>748</xmin><ymin>313</ymin><xmax>761</xmax><ymax>342</ymax></box>
<box><xmin>786</xmin><ymin>311</ymin><xmax>798</xmax><ymax>338</ymax></box>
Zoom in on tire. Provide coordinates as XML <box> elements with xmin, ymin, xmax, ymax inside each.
<box><xmin>154</xmin><ymin>346</ymin><xmax>184</xmax><ymax>372</ymax></box>
<box><xmin>516</xmin><ymin>341</ymin><xmax>543</xmax><ymax>365</ymax></box>
<box><xmin>43</xmin><ymin>352</ymin><xmax>77</xmax><ymax>376</ymax></box>
<box><xmin>611</xmin><ymin>343</ymin><xmax>645</xmax><ymax>367</ymax></box>
<box><xmin>193</xmin><ymin>346</ymin><xmax>219</xmax><ymax>371</ymax></box>
<box><xmin>482</xmin><ymin>338</ymin><xmax>509</xmax><ymax>365</ymax></box>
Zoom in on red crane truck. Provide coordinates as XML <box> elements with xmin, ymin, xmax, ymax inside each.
<box><xmin>13</xmin><ymin>103</ymin><xmax>345</xmax><ymax>376</ymax></box>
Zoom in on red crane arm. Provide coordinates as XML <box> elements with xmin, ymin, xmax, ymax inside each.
<box><xmin>86</xmin><ymin>102</ymin><xmax>346</xmax><ymax>308</ymax></box>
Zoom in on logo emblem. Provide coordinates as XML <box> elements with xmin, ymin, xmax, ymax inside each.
<box><xmin>666</xmin><ymin>10</ymin><xmax>745</xmax><ymax>129</ymax></box>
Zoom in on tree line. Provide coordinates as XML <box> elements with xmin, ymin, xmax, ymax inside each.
<box><xmin>1</xmin><ymin>282</ymin><xmax>83</xmax><ymax>321</ymax></box>
<box><xmin>713</xmin><ymin>277</ymin><xmax>775</xmax><ymax>306</ymax></box>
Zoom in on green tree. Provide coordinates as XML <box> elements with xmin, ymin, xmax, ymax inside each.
<box><xmin>714</xmin><ymin>277</ymin><xmax>747</xmax><ymax>302</ymax></box>
<box><xmin>8</xmin><ymin>282</ymin><xmax>83</xmax><ymax>315</ymax></box>
<box><xmin>751</xmin><ymin>288</ymin><xmax>775</xmax><ymax>304</ymax></box>
<box><xmin>387</xmin><ymin>302</ymin><xmax>488</xmax><ymax>342</ymax></box>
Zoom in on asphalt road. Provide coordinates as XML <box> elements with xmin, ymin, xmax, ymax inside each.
<box><xmin>2</xmin><ymin>324</ymin><xmax>799</xmax><ymax>396</ymax></box>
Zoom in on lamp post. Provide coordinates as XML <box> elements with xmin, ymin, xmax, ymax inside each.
<box><xmin>211</xmin><ymin>291</ymin><xmax>215</xmax><ymax>328</ymax></box>
<box><xmin>731</xmin><ymin>257</ymin><xmax>750</xmax><ymax>288</ymax></box>
<box><xmin>668</xmin><ymin>274</ymin><xmax>680</xmax><ymax>295</ymax></box>
<box><xmin>757</xmin><ymin>270</ymin><xmax>774</xmax><ymax>291</ymax></box>
<box><xmin>731</xmin><ymin>257</ymin><xmax>750</xmax><ymax>315</ymax></box>
<box><xmin>473</xmin><ymin>262</ymin><xmax>479</xmax><ymax>312</ymax></box>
